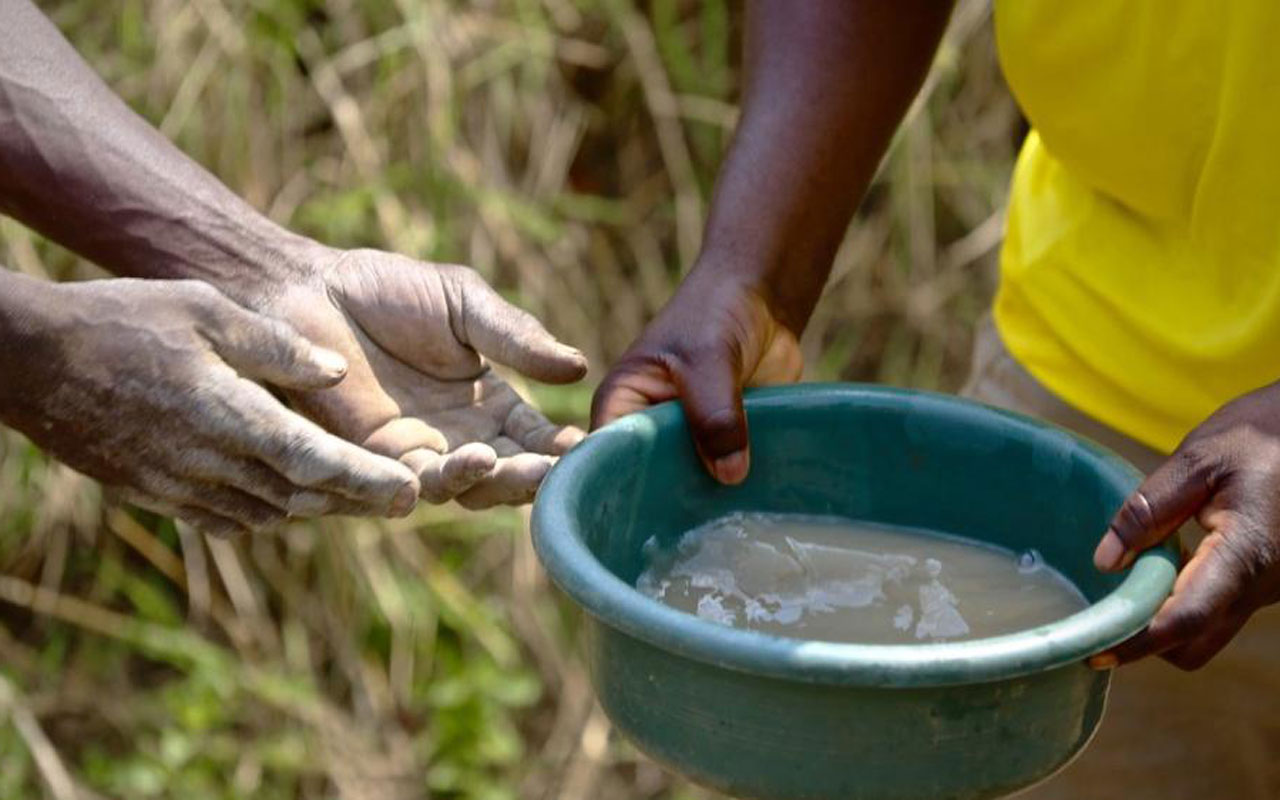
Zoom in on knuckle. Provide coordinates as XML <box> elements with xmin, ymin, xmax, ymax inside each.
<box><xmin>181</xmin><ymin>282</ymin><xmax>231</xmax><ymax>320</ymax></box>
<box><xmin>696</xmin><ymin>405</ymin><xmax>742</xmax><ymax>437</ymax></box>
<box><xmin>690</xmin><ymin>404</ymin><xmax>747</xmax><ymax>457</ymax></box>
<box><xmin>1111</xmin><ymin>493</ymin><xmax>1156</xmax><ymax>545</ymax></box>
<box><xmin>262</xmin><ymin>319</ymin><xmax>309</xmax><ymax>363</ymax></box>
<box><xmin>285</xmin><ymin>490</ymin><xmax>332</xmax><ymax>518</ymax></box>
<box><xmin>269</xmin><ymin>429</ymin><xmax>326</xmax><ymax>475</ymax></box>
<box><xmin>270</xmin><ymin>427</ymin><xmax>317</xmax><ymax>465</ymax></box>
<box><xmin>179</xmin><ymin>280</ymin><xmax>222</xmax><ymax>304</ymax></box>
<box><xmin>278</xmin><ymin>437</ymin><xmax>392</xmax><ymax>498</ymax></box>
<box><xmin>261</xmin><ymin>315</ymin><xmax>301</xmax><ymax>345</ymax></box>
<box><xmin>1173</xmin><ymin>443</ymin><xmax>1223</xmax><ymax>488</ymax></box>
<box><xmin>435</xmin><ymin>263</ymin><xmax>481</xmax><ymax>302</ymax></box>
<box><xmin>284</xmin><ymin>451</ymin><xmax>335</xmax><ymax>488</ymax></box>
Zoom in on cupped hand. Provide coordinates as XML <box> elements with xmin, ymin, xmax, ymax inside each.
<box><xmin>590</xmin><ymin>270</ymin><xmax>803</xmax><ymax>485</ymax></box>
<box><xmin>260</xmin><ymin>248</ymin><xmax>588</xmax><ymax>509</ymax></box>
<box><xmin>1090</xmin><ymin>381</ymin><xmax>1280</xmax><ymax>670</ymax></box>
<box><xmin>0</xmin><ymin>278</ymin><xmax>420</xmax><ymax>536</ymax></box>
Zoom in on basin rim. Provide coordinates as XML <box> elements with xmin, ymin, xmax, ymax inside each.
<box><xmin>532</xmin><ymin>384</ymin><xmax>1178</xmax><ymax>688</ymax></box>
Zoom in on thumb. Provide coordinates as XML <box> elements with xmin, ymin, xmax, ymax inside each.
<box><xmin>671</xmin><ymin>349</ymin><xmax>750</xmax><ymax>486</ymax></box>
<box><xmin>454</xmin><ymin>271</ymin><xmax>587</xmax><ymax>384</ymax></box>
<box><xmin>203</xmin><ymin>301</ymin><xmax>349</xmax><ymax>390</ymax></box>
<box><xmin>1095</xmin><ymin>448</ymin><xmax>1214</xmax><ymax>572</ymax></box>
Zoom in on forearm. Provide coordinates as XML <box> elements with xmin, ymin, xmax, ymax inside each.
<box><xmin>696</xmin><ymin>0</ymin><xmax>953</xmax><ymax>332</ymax></box>
<box><xmin>0</xmin><ymin>0</ymin><xmax>314</xmax><ymax>298</ymax></box>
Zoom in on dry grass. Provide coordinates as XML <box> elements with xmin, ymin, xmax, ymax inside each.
<box><xmin>0</xmin><ymin>1</ymin><xmax>1019</xmax><ymax>797</ymax></box>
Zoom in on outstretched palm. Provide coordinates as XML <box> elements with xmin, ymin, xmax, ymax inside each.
<box><xmin>266</xmin><ymin>248</ymin><xmax>587</xmax><ymax>508</ymax></box>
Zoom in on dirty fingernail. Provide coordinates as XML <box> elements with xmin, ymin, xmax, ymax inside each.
<box><xmin>1093</xmin><ymin>531</ymin><xmax>1130</xmax><ymax>572</ymax></box>
<box><xmin>313</xmin><ymin>347</ymin><xmax>348</xmax><ymax>378</ymax></box>
<box><xmin>561</xmin><ymin>346</ymin><xmax>589</xmax><ymax>373</ymax></box>
<box><xmin>712</xmin><ymin>450</ymin><xmax>749</xmax><ymax>485</ymax></box>
<box><xmin>1088</xmin><ymin>652</ymin><xmax>1118</xmax><ymax>671</ymax></box>
<box><xmin>391</xmin><ymin>483</ymin><xmax>417</xmax><ymax>517</ymax></box>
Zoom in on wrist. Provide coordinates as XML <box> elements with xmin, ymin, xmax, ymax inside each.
<box><xmin>159</xmin><ymin>217</ymin><xmax>333</xmax><ymax>308</ymax></box>
<box><xmin>686</xmin><ymin>247</ymin><xmax>822</xmax><ymax>335</ymax></box>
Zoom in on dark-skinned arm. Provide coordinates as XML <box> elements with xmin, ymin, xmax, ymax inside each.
<box><xmin>592</xmin><ymin>0</ymin><xmax>955</xmax><ymax>483</ymax></box>
<box><xmin>0</xmin><ymin>0</ymin><xmax>588</xmax><ymax>511</ymax></box>
<box><xmin>594</xmin><ymin>0</ymin><xmax>1280</xmax><ymax>674</ymax></box>
<box><xmin>0</xmin><ymin>0</ymin><xmax>318</xmax><ymax>296</ymax></box>
<box><xmin>0</xmin><ymin>268</ymin><xmax>424</xmax><ymax>535</ymax></box>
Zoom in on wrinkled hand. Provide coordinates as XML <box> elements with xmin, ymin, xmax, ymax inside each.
<box><xmin>259</xmin><ymin>248</ymin><xmax>588</xmax><ymax>509</ymax></box>
<box><xmin>0</xmin><ymin>278</ymin><xmax>419</xmax><ymax>536</ymax></box>
<box><xmin>1090</xmin><ymin>381</ymin><xmax>1280</xmax><ymax>670</ymax></box>
<box><xmin>591</xmin><ymin>270</ymin><xmax>803</xmax><ymax>484</ymax></box>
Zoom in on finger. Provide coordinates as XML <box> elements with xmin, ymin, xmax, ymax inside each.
<box><xmin>182</xmin><ymin>484</ymin><xmax>287</xmax><ymax>534</ymax></box>
<box><xmin>361</xmin><ymin>417</ymin><xmax>449</xmax><ymax>459</ymax></box>
<box><xmin>181</xmin><ymin>450</ymin><xmax>333</xmax><ymax>516</ymax></box>
<box><xmin>403</xmin><ymin>443</ymin><xmax>497</xmax><ymax>504</ymax></box>
<box><xmin>199</xmin><ymin>298</ymin><xmax>349</xmax><ymax>390</ymax></box>
<box><xmin>1094</xmin><ymin>448</ymin><xmax>1215</xmax><ymax>571</ymax></box>
<box><xmin>175</xmin><ymin>506</ymin><xmax>251</xmax><ymax>539</ymax></box>
<box><xmin>117</xmin><ymin>486</ymin><xmax>181</xmax><ymax>519</ymax></box>
<box><xmin>454</xmin><ymin>453</ymin><xmax>555</xmax><ymax>510</ymax></box>
<box><xmin>131</xmin><ymin>468</ymin><xmax>287</xmax><ymax>533</ymax></box>
<box><xmin>590</xmin><ymin>362</ymin><xmax>678</xmax><ymax>430</ymax></box>
<box><xmin>222</xmin><ymin>380</ymin><xmax>419</xmax><ymax>516</ymax></box>
<box><xmin>489</xmin><ymin>436</ymin><xmax>524</xmax><ymax>457</ymax></box>
<box><xmin>1092</xmin><ymin>528</ymin><xmax>1251</xmax><ymax>667</ymax></box>
<box><xmin>1161</xmin><ymin>609</ymin><xmax>1251</xmax><ymax>671</ymax></box>
<box><xmin>452</xmin><ymin>270</ymin><xmax>587</xmax><ymax>384</ymax></box>
<box><xmin>117</xmin><ymin>486</ymin><xmax>249</xmax><ymax>538</ymax></box>
<box><xmin>670</xmin><ymin>351</ymin><xmax>750</xmax><ymax>486</ymax></box>
<box><xmin>503</xmin><ymin>402</ymin><xmax>585</xmax><ymax>456</ymax></box>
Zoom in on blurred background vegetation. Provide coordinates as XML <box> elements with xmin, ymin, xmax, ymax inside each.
<box><xmin>0</xmin><ymin>0</ymin><xmax>1021</xmax><ymax>797</ymax></box>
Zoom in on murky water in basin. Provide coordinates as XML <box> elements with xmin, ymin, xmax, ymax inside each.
<box><xmin>637</xmin><ymin>512</ymin><xmax>1086</xmax><ymax>644</ymax></box>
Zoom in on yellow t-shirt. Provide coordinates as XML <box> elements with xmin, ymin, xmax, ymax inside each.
<box><xmin>993</xmin><ymin>1</ymin><xmax>1280</xmax><ymax>454</ymax></box>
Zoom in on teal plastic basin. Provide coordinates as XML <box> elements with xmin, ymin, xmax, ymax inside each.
<box><xmin>532</xmin><ymin>384</ymin><xmax>1177</xmax><ymax>800</ymax></box>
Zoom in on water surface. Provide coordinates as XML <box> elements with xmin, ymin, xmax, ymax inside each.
<box><xmin>637</xmin><ymin>512</ymin><xmax>1087</xmax><ymax>644</ymax></box>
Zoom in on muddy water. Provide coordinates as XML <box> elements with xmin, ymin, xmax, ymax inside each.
<box><xmin>636</xmin><ymin>512</ymin><xmax>1086</xmax><ymax>644</ymax></box>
